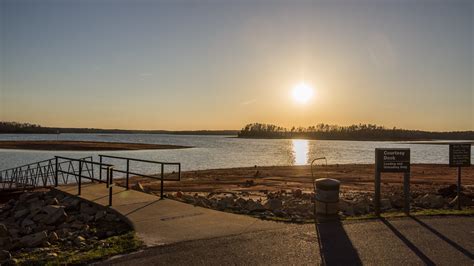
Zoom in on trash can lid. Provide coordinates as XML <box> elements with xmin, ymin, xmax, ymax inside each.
<box><xmin>314</xmin><ymin>178</ymin><xmax>340</xmax><ymax>190</ymax></box>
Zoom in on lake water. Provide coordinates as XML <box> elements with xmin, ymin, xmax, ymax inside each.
<box><xmin>0</xmin><ymin>134</ymin><xmax>472</xmax><ymax>175</ymax></box>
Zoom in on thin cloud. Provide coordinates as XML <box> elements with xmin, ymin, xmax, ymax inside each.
<box><xmin>139</xmin><ymin>73</ymin><xmax>153</xmax><ymax>77</ymax></box>
<box><xmin>241</xmin><ymin>99</ymin><xmax>256</xmax><ymax>105</ymax></box>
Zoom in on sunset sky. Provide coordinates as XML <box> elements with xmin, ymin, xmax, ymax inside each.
<box><xmin>1</xmin><ymin>0</ymin><xmax>472</xmax><ymax>131</ymax></box>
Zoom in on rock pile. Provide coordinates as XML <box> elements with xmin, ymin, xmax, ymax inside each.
<box><xmin>169</xmin><ymin>189</ymin><xmax>315</xmax><ymax>222</ymax></box>
<box><xmin>0</xmin><ymin>190</ymin><xmax>131</xmax><ymax>263</ymax></box>
<box><xmin>168</xmin><ymin>185</ymin><xmax>474</xmax><ymax>221</ymax></box>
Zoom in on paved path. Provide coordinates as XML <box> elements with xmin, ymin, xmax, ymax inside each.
<box><xmin>101</xmin><ymin>216</ymin><xmax>474</xmax><ymax>265</ymax></box>
<box><xmin>56</xmin><ymin>183</ymin><xmax>474</xmax><ymax>265</ymax></box>
<box><xmin>56</xmin><ymin>183</ymin><xmax>284</xmax><ymax>246</ymax></box>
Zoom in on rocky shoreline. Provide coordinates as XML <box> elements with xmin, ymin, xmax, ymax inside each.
<box><xmin>166</xmin><ymin>184</ymin><xmax>474</xmax><ymax>222</ymax></box>
<box><xmin>0</xmin><ymin>190</ymin><xmax>132</xmax><ymax>264</ymax></box>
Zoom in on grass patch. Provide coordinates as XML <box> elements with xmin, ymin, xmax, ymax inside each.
<box><xmin>252</xmin><ymin>208</ymin><xmax>474</xmax><ymax>224</ymax></box>
<box><xmin>12</xmin><ymin>232</ymin><xmax>143</xmax><ymax>265</ymax></box>
<box><xmin>344</xmin><ymin>208</ymin><xmax>474</xmax><ymax>221</ymax></box>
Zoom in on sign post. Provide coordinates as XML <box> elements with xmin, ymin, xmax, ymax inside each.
<box><xmin>449</xmin><ymin>143</ymin><xmax>471</xmax><ymax>210</ymax></box>
<box><xmin>375</xmin><ymin>148</ymin><xmax>410</xmax><ymax>216</ymax></box>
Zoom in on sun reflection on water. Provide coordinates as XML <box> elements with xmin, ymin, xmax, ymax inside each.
<box><xmin>292</xmin><ymin>139</ymin><xmax>309</xmax><ymax>165</ymax></box>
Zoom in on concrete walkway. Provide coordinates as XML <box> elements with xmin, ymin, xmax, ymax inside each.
<box><xmin>56</xmin><ymin>183</ymin><xmax>284</xmax><ymax>246</ymax></box>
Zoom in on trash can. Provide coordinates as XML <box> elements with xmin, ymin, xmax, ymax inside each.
<box><xmin>314</xmin><ymin>178</ymin><xmax>340</xmax><ymax>216</ymax></box>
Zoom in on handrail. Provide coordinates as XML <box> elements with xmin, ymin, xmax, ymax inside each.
<box><xmin>0</xmin><ymin>156</ymin><xmax>93</xmax><ymax>173</ymax></box>
<box><xmin>55</xmin><ymin>156</ymin><xmax>113</xmax><ymax>167</ymax></box>
<box><xmin>54</xmin><ymin>156</ymin><xmax>115</xmax><ymax>206</ymax></box>
<box><xmin>0</xmin><ymin>156</ymin><xmax>94</xmax><ymax>190</ymax></box>
<box><xmin>311</xmin><ymin>157</ymin><xmax>327</xmax><ymax>180</ymax></box>
<box><xmin>99</xmin><ymin>154</ymin><xmax>181</xmax><ymax>199</ymax></box>
<box><xmin>0</xmin><ymin>158</ymin><xmax>55</xmax><ymax>173</ymax></box>
<box><xmin>98</xmin><ymin>154</ymin><xmax>181</xmax><ymax>165</ymax></box>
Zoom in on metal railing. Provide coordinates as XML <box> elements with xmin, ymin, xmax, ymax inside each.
<box><xmin>0</xmin><ymin>154</ymin><xmax>183</xmax><ymax>206</ymax></box>
<box><xmin>311</xmin><ymin>157</ymin><xmax>328</xmax><ymax>180</ymax></box>
<box><xmin>55</xmin><ymin>156</ymin><xmax>115</xmax><ymax>206</ymax></box>
<box><xmin>99</xmin><ymin>154</ymin><xmax>181</xmax><ymax>199</ymax></box>
<box><xmin>0</xmin><ymin>156</ymin><xmax>92</xmax><ymax>190</ymax></box>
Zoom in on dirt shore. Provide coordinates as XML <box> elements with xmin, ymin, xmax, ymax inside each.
<box><xmin>0</xmin><ymin>140</ymin><xmax>190</xmax><ymax>151</ymax></box>
<box><xmin>123</xmin><ymin>164</ymin><xmax>474</xmax><ymax>195</ymax></box>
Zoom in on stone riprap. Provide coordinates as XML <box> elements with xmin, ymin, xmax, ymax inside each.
<box><xmin>0</xmin><ymin>190</ymin><xmax>131</xmax><ymax>264</ymax></box>
<box><xmin>167</xmin><ymin>184</ymin><xmax>474</xmax><ymax>221</ymax></box>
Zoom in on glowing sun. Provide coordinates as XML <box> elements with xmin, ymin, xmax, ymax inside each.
<box><xmin>292</xmin><ymin>82</ymin><xmax>314</xmax><ymax>104</ymax></box>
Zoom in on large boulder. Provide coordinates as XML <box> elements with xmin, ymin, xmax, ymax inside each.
<box><xmin>0</xmin><ymin>224</ymin><xmax>8</xmax><ymax>238</ymax></box>
<box><xmin>13</xmin><ymin>209</ymin><xmax>29</xmax><ymax>220</ymax></box>
<box><xmin>264</xmin><ymin>198</ymin><xmax>283</xmax><ymax>211</ymax></box>
<box><xmin>417</xmin><ymin>194</ymin><xmax>445</xmax><ymax>209</ymax></box>
<box><xmin>389</xmin><ymin>195</ymin><xmax>405</xmax><ymax>209</ymax></box>
<box><xmin>293</xmin><ymin>189</ymin><xmax>303</xmax><ymax>198</ymax></box>
<box><xmin>182</xmin><ymin>194</ymin><xmax>195</xmax><ymax>204</ymax></box>
<box><xmin>19</xmin><ymin>231</ymin><xmax>48</xmax><ymax>248</ymax></box>
<box><xmin>80</xmin><ymin>203</ymin><xmax>98</xmax><ymax>216</ymax></box>
<box><xmin>448</xmin><ymin>195</ymin><xmax>474</xmax><ymax>207</ymax></box>
<box><xmin>353</xmin><ymin>200</ymin><xmax>370</xmax><ymax>215</ymax></box>
<box><xmin>0</xmin><ymin>250</ymin><xmax>11</xmax><ymax>261</ymax></box>
<box><xmin>339</xmin><ymin>200</ymin><xmax>355</xmax><ymax>216</ymax></box>
<box><xmin>20</xmin><ymin>218</ymin><xmax>34</xmax><ymax>228</ymax></box>
<box><xmin>380</xmin><ymin>198</ymin><xmax>392</xmax><ymax>211</ymax></box>
<box><xmin>194</xmin><ymin>196</ymin><xmax>212</xmax><ymax>208</ymax></box>
<box><xmin>41</xmin><ymin>207</ymin><xmax>67</xmax><ymax>225</ymax></box>
<box><xmin>235</xmin><ymin>198</ymin><xmax>247</xmax><ymax>208</ymax></box>
<box><xmin>245</xmin><ymin>199</ymin><xmax>265</xmax><ymax>212</ymax></box>
<box><xmin>132</xmin><ymin>182</ymin><xmax>147</xmax><ymax>192</ymax></box>
<box><xmin>0</xmin><ymin>237</ymin><xmax>12</xmax><ymax>251</ymax></box>
<box><xmin>438</xmin><ymin>185</ymin><xmax>459</xmax><ymax>198</ymax></box>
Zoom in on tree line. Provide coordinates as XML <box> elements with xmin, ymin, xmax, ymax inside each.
<box><xmin>0</xmin><ymin>121</ymin><xmax>238</xmax><ymax>135</ymax></box>
<box><xmin>237</xmin><ymin>123</ymin><xmax>474</xmax><ymax>141</ymax></box>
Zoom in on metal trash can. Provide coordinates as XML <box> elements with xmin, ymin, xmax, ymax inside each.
<box><xmin>314</xmin><ymin>178</ymin><xmax>340</xmax><ymax>215</ymax></box>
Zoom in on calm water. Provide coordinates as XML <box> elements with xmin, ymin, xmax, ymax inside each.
<box><xmin>0</xmin><ymin>134</ymin><xmax>471</xmax><ymax>175</ymax></box>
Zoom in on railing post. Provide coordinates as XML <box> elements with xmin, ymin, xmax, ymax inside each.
<box><xmin>99</xmin><ymin>155</ymin><xmax>103</xmax><ymax>182</ymax></box>
<box><xmin>90</xmin><ymin>157</ymin><xmax>95</xmax><ymax>180</ymax></box>
<box><xmin>109</xmin><ymin>168</ymin><xmax>113</xmax><ymax>206</ymax></box>
<box><xmin>126</xmin><ymin>159</ymin><xmax>130</xmax><ymax>190</ymax></box>
<box><xmin>78</xmin><ymin>160</ymin><xmax>82</xmax><ymax>195</ymax></box>
<box><xmin>54</xmin><ymin>157</ymin><xmax>59</xmax><ymax>187</ymax></box>
<box><xmin>178</xmin><ymin>163</ymin><xmax>181</xmax><ymax>181</ymax></box>
<box><xmin>160</xmin><ymin>164</ymin><xmax>164</xmax><ymax>199</ymax></box>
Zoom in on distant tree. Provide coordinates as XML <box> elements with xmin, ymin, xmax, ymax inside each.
<box><xmin>237</xmin><ymin>122</ymin><xmax>474</xmax><ymax>141</ymax></box>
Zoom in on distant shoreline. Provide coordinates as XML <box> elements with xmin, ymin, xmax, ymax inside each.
<box><xmin>237</xmin><ymin>136</ymin><xmax>474</xmax><ymax>143</ymax></box>
<box><xmin>0</xmin><ymin>140</ymin><xmax>191</xmax><ymax>151</ymax></box>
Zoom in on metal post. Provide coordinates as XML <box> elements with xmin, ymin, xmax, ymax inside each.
<box><xmin>375</xmin><ymin>171</ymin><xmax>381</xmax><ymax>216</ymax></box>
<box><xmin>78</xmin><ymin>161</ymin><xmax>82</xmax><ymax>195</ymax></box>
<box><xmin>54</xmin><ymin>157</ymin><xmax>58</xmax><ymax>187</ymax></box>
<box><xmin>457</xmin><ymin>167</ymin><xmax>461</xmax><ymax>210</ymax></box>
<box><xmin>178</xmin><ymin>164</ymin><xmax>181</xmax><ymax>180</ymax></box>
<box><xmin>126</xmin><ymin>159</ymin><xmax>130</xmax><ymax>190</ymax></box>
<box><xmin>90</xmin><ymin>157</ymin><xmax>94</xmax><ymax>180</ymax></box>
<box><xmin>109</xmin><ymin>168</ymin><xmax>113</xmax><ymax>206</ymax></box>
<box><xmin>404</xmin><ymin>172</ymin><xmax>410</xmax><ymax>215</ymax></box>
<box><xmin>99</xmin><ymin>155</ymin><xmax>103</xmax><ymax>181</ymax></box>
<box><xmin>160</xmin><ymin>164</ymin><xmax>164</xmax><ymax>199</ymax></box>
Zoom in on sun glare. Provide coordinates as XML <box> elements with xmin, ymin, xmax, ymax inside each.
<box><xmin>292</xmin><ymin>82</ymin><xmax>314</xmax><ymax>104</ymax></box>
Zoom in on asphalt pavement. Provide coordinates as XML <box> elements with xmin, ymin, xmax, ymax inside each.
<box><xmin>99</xmin><ymin>216</ymin><xmax>474</xmax><ymax>265</ymax></box>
